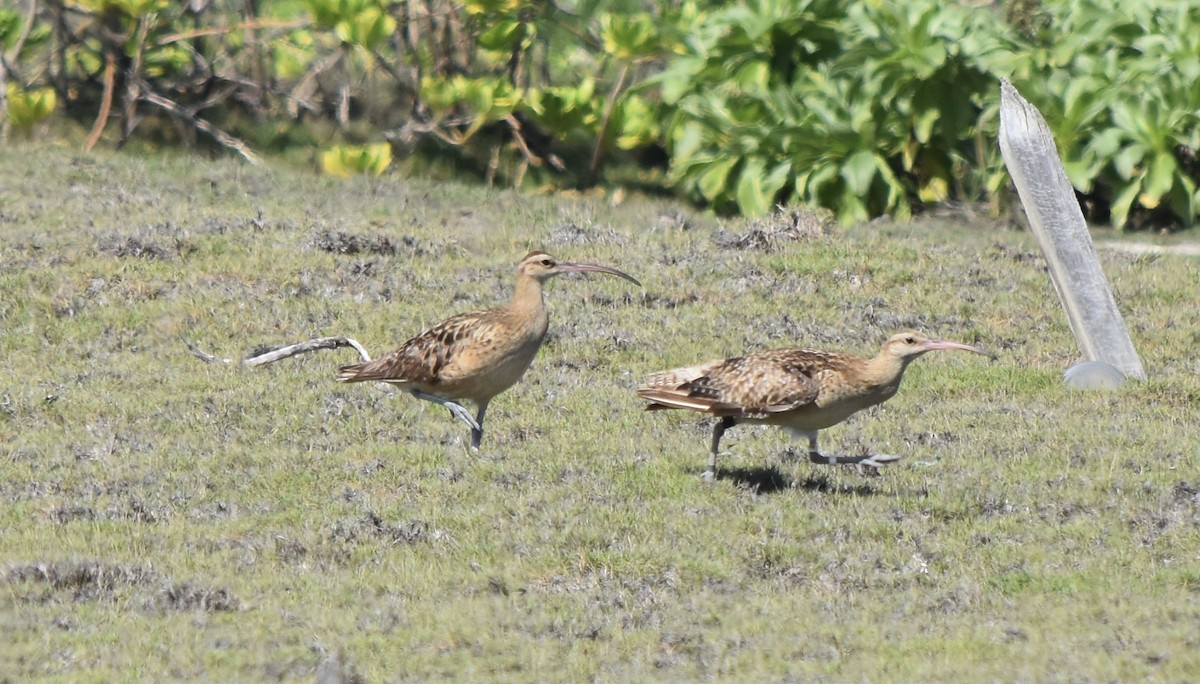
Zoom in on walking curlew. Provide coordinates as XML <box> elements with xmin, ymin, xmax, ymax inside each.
<box><xmin>637</xmin><ymin>331</ymin><xmax>991</xmax><ymax>479</ymax></box>
<box><xmin>337</xmin><ymin>250</ymin><xmax>641</xmax><ymax>449</ymax></box>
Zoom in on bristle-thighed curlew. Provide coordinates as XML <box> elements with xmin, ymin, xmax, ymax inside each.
<box><xmin>338</xmin><ymin>251</ymin><xmax>641</xmax><ymax>449</ymax></box>
<box><xmin>637</xmin><ymin>331</ymin><xmax>992</xmax><ymax>480</ymax></box>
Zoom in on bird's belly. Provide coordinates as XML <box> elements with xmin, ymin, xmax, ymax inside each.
<box><xmin>446</xmin><ymin>341</ymin><xmax>541</xmax><ymax>401</ymax></box>
<box><xmin>772</xmin><ymin>395</ymin><xmax>885</xmax><ymax>431</ymax></box>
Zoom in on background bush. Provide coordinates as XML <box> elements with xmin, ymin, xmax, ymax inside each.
<box><xmin>1</xmin><ymin>0</ymin><xmax>1197</xmax><ymax>229</ymax></box>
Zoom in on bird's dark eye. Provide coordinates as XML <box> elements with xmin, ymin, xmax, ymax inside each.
<box><xmin>905</xmin><ymin>336</ymin><xmax>915</xmax><ymax>344</ymax></box>
<box><xmin>541</xmin><ymin>259</ymin><xmax>553</xmax><ymax>266</ymax></box>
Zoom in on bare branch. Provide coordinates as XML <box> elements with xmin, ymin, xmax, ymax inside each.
<box><xmin>155</xmin><ymin>18</ymin><xmax>308</xmax><ymax>47</ymax></box>
<box><xmin>288</xmin><ymin>46</ymin><xmax>344</xmax><ymax>118</ymax></box>
<box><xmin>139</xmin><ymin>88</ymin><xmax>261</xmax><ymax>164</ymax></box>
<box><xmin>586</xmin><ymin>61</ymin><xmax>629</xmax><ymax>186</ymax></box>
<box><xmin>83</xmin><ymin>51</ymin><xmax>116</xmax><ymax>152</ymax></box>
<box><xmin>8</xmin><ymin>0</ymin><xmax>39</xmax><ymax>65</ymax></box>
<box><xmin>243</xmin><ymin>336</ymin><xmax>372</xmax><ymax>367</ymax></box>
<box><xmin>0</xmin><ymin>54</ymin><xmax>8</xmax><ymax>144</ymax></box>
<box><xmin>184</xmin><ymin>335</ymin><xmax>372</xmax><ymax>368</ymax></box>
<box><xmin>182</xmin><ymin>336</ymin><xmax>233</xmax><ymax>364</ymax></box>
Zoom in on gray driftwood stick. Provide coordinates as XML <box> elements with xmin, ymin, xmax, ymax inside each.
<box><xmin>997</xmin><ymin>79</ymin><xmax>1146</xmax><ymax>380</ymax></box>
<box><xmin>183</xmin><ymin>335</ymin><xmax>372</xmax><ymax>366</ymax></box>
<box><xmin>183</xmin><ymin>335</ymin><xmax>401</xmax><ymax>394</ymax></box>
<box><xmin>242</xmin><ymin>336</ymin><xmax>372</xmax><ymax>367</ymax></box>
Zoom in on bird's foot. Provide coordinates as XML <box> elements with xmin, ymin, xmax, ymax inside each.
<box><xmin>700</xmin><ymin>469</ymin><xmax>716</xmax><ymax>483</ymax></box>
<box><xmin>858</xmin><ymin>453</ymin><xmax>903</xmax><ymax>469</ymax></box>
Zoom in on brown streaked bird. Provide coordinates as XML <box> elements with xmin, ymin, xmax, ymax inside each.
<box><xmin>637</xmin><ymin>331</ymin><xmax>991</xmax><ymax>479</ymax></box>
<box><xmin>337</xmin><ymin>250</ymin><xmax>640</xmax><ymax>449</ymax></box>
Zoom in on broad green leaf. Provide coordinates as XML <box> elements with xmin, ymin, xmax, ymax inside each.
<box><xmin>913</xmin><ymin>107</ymin><xmax>939</xmax><ymax>144</ymax></box>
<box><xmin>614</xmin><ymin>95</ymin><xmax>660</xmax><ymax>150</ymax></box>
<box><xmin>5</xmin><ymin>84</ymin><xmax>57</xmax><ymax>129</ymax></box>
<box><xmin>736</xmin><ymin>157</ymin><xmax>772</xmax><ymax>216</ymax></box>
<box><xmin>1141</xmin><ymin>151</ymin><xmax>1177</xmax><ymax>205</ymax></box>
<box><xmin>478</xmin><ymin>19</ymin><xmax>523</xmax><ymax>52</ymax></box>
<box><xmin>1109</xmin><ymin>176</ymin><xmax>1144</xmax><ymax>229</ymax></box>
<box><xmin>464</xmin><ymin>0</ymin><xmax>520</xmax><ymax>15</ymax></box>
<box><xmin>838</xmin><ymin>191</ymin><xmax>868</xmax><ymax>225</ymax></box>
<box><xmin>1113</xmin><ymin>143</ymin><xmax>1148</xmax><ymax>180</ymax></box>
<box><xmin>807</xmin><ymin>164</ymin><xmax>839</xmax><ymax>197</ymax></box>
<box><xmin>1087</xmin><ymin>128</ymin><xmax>1125</xmax><ymax>158</ymax></box>
<box><xmin>600</xmin><ymin>13</ymin><xmax>658</xmax><ymax>60</ymax></box>
<box><xmin>840</xmin><ymin>150</ymin><xmax>878</xmax><ymax>196</ymax></box>
<box><xmin>335</xmin><ymin>6</ymin><xmax>396</xmax><ymax>50</ymax></box>
<box><xmin>1062</xmin><ymin>156</ymin><xmax>1099</xmax><ymax>192</ymax></box>
<box><xmin>734</xmin><ymin>61</ymin><xmax>770</xmax><ymax>91</ymax></box>
<box><xmin>918</xmin><ymin>175</ymin><xmax>949</xmax><ymax>203</ymax></box>
<box><xmin>697</xmin><ymin>157</ymin><xmax>738</xmax><ymax>202</ymax></box>
<box><xmin>320</xmin><ymin>143</ymin><xmax>392</xmax><ymax>177</ymax></box>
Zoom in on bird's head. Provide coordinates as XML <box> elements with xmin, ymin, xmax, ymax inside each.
<box><xmin>518</xmin><ymin>250</ymin><xmax>641</xmax><ymax>286</ymax></box>
<box><xmin>883</xmin><ymin>330</ymin><xmax>993</xmax><ymax>362</ymax></box>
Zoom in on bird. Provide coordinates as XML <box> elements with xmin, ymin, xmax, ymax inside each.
<box><xmin>636</xmin><ymin>330</ymin><xmax>991</xmax><ymax>480</ymax></box>
<box><xmin>336</xmin><ymin>250</ymin><xmax>641</xmax><ymax>449</ymax></box>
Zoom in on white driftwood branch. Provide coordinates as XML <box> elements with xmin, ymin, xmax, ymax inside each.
<box><xmin>183</xmin><ymin>335</ymin><xmax>371</xmax><ymax>367</ymax></box>
<box><xmin>183</xmin><ymin>335</ymin><xmax>402</xmax><ymax>396</ymax></box>
<box><xmin>997</xmin><ymin>78</ymin><xmax>1146</xmax><ymax>380</ymax></box>
<box><xmin>242</xmin><ymin>336</ymin><xmax>372</xmax><ymax>367</ymax></box>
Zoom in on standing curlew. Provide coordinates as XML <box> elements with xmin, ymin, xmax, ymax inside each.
<box><xmin>637</xmin><ymin>331</ymin><xmax>991</xmax><ymax>479</ymax></box>
<box><xmin>337</xmin><ymin>250</ymin><xmax>640</xmax><ymax>449</ymax></box>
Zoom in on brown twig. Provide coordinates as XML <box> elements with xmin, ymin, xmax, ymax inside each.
<box><xmin>83</xmin><ymin>51</ymin><xmax>116</xmax><ymax>152</ymax></box>
<box><xmin>0</xmin><ymin>57</ymin><xmax>9</xmax><ymax>144</ymax></box>
<box><xmin>8</xmin><ymin>0</ymin><xmax>39</xmax><ymax>64</ymax></box>
<box><xmin>586</xmin><ymin>61</ymin><xmax>629</xmax><ymax>186</ymax></box>
<box><xmin>119</xmin><ymin>16</ymin><xmax>151</xmax><ymax>144</ymax></box>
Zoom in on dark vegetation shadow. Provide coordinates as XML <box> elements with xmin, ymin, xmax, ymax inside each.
<box><xmin>715</xmin><ymin>465</ymin><xmax>792</xmax><ymax>494</ymax></box>
<box><xmin>792</xmin><ymin>474</ymin><xmax>889</xmax><ymax>498</ymax></box>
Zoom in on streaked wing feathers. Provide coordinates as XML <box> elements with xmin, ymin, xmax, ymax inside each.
<box><xmin>336</xmin><ymin>308</ymin><xmax>497</xmax><ymax>387</ymax></box>
<box><xmin>637</xmin><ymin>348</ymin><xmax>831</xmax><ymax>419</ymax></box>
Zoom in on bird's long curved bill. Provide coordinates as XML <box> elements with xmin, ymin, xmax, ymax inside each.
<box><xmin>559</xmin><ymin>262</ymin><xmax>642</xmax><ymax>287</ymax></box>
<box><xmin>926</xmin><ymin>339</ymin><xmax>994</xmax><ymax>359</ymax></box>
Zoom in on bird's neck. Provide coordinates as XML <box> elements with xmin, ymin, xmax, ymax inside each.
<box><xmin>508</xmin><ymin>272</ymin><xmax>549</xmax><ymax>331</ymax></box>
<box><xmin>862</xmin><ymin>353</ymin><xmax>911</xmax><ymax>396</ymax></box>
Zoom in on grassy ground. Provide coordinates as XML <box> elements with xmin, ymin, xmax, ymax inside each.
<box><xmin>1</xmin><ymin>141</ymin><xmax>1198</xmax><ymax>682</ymax></box>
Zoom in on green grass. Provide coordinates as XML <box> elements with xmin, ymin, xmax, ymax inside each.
<box><xmin>2</xmin><ymin>141</ymin><xmax>1199</xmax><ymax>682</ymax></box>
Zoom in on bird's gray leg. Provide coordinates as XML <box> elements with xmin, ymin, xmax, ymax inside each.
<box><xmin>470</xmin><ymin>400</ymin><xmax>489</xmax><ymax>451</ymax></box>
<box><xmin>706</xmin><ymin>417</ymin><xmax>735</xmax><ymax>482</ymax></box>
<box><xmin>410</xmin><ymin>390</ymin><xmax>482</xmax><ymax>434</ymax></box>
<box><xmin>805</xmin><ymin>432</ymin><xmax>829</xmax><ymax>464</ymax></box>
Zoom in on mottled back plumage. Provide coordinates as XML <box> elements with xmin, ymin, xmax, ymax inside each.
<box><xmin>639</xmin><ymin>348</ymin><xmax>877</xmax><ymax>419</ymax></box>
<box><xmin>335</xmin><ymin>307</ymin><xmax>529</xmax><ymax>394</ymax></box>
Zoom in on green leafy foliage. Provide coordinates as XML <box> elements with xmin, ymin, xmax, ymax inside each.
<box><xmin>0</xmin><ymin>7</ymin><xmax>50</xmax><ymax>51</ymax></box>
<box><xmin>4</xmin><ymin>84</ymin><xmax>57</xmax><ymax>131</ymax></box>
<box><xmin>319</xmin><ymin>142</ymin><xmax>393</xmax><ymax>176</ymax></box>
<box><xmin>659</xmin><ymin>0</ymin><xmax>1013</xmax><ymax>223</ymax></box>
<box><xmin>2</xmin><ymin>0</ymin><xmax>1197</xmax><ymax>229</ymax></box>
<box><xmin>1002</xmin><ymin>0</ymin><xmax>1200</xmax><ymax>228</ymax></box>
<box><xmin>70</xmin><ymin>0</ymin><xmax>170</xmax><ymax>16</ymax></box>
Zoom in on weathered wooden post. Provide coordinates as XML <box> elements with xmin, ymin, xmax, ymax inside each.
<box><xmin>997</xmin><ymin>78</ymin><xmax>1146</xmax><ymax>385</ymax></box>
